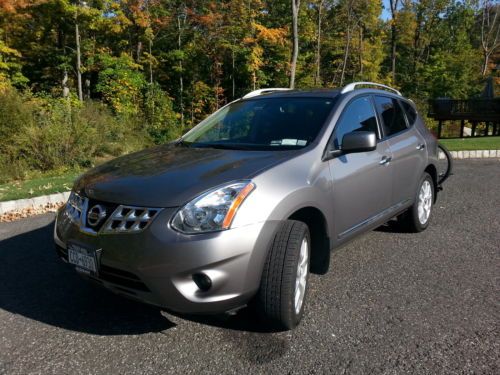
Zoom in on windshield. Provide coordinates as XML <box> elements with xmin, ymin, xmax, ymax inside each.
<box><xmin>181</xmin><ymin>97</ymin><xmax>336</xmax><ymax>150</ymax></box>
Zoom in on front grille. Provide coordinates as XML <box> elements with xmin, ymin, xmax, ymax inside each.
<box><xmin>100</xmin><ymin>206</ymin><xmax>160</xmax><ymax>234</ymax></box>
<box><xmin>85</xmin><ymin>199</ymin><xmax>119</xmax><ymax>232</ymax></box>
<box><xmin>64</xmin><ymin>192</ymin><xmax>161</xmax><ymax>234</ymax></box>
<box><xmin>99</xmin><ymin>265</ymin><xmax>150</xmax><ymax>292</ymax></box>
<box><xmin>66</xmin><ymin>192</ymin><xmax>85</xmax><ymax>223</ymax></box>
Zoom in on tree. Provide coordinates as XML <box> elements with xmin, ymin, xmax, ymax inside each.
<box><xmin>389</xmin><ymin>0</ymin><xmax>400</xmax><ymax>84</ymax></box>
<box><xmin>480</xmin><ymin>0</ymin><xmax>500</xmax><ymax>76</ymax></box>
<box><xmin>95</xmin><ymin>52</ymin><xmax>146</xmax><ymax>115</ymax></box>
<box><xmin>314</xmin><ymin>0</ymin><xmax>325</xmax><ymax>85</ymax></box>
<box><xmin>290</xmin><ymin>0</ymin><xmax>301</xmax><ymax>88</ymax></box>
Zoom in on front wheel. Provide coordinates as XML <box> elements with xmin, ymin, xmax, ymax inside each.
<box><xmin>398</xmin><ymin>172</ymin><xmax>434</xmax><ymax>232</ymax></box>
<box><xmin>255</xmin><ymin>220</ymin><xmax>310</xmax><ymax>330</ymax></box>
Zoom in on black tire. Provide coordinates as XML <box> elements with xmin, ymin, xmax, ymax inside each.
<box><xmin>398</xmin><ymin>172</ymin><xmax>434</xmax><ymax>233</ymax></box>
<box><xmin>255</xmin><ymin>220</ymin><xmax>310</xmax><ymax>330</ymax></box>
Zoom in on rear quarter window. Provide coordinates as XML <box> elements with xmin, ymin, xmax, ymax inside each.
<box><xmin>401</xmin><ymin>100</ymin><xmax>417</xmax><ymax>126</ymax></box>
<box><xmin>373</xmin><ymin>95</ymin><xmax>408</xmax><ymax>137</ymax></box>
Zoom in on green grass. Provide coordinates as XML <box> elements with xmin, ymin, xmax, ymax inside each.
<box><xmin>439</xmin><ymin>136</ymin><xmax>500</xmax><ymax>151</ymax></box>
<box><xmin>0</xmin><ymin>171</ymin><xmax>80</xmax><ymax>202</ymax></box>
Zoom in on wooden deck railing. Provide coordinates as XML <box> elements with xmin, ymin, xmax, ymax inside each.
<box><xmin>428</xmin><ymin>98</ymin><xmax>500</xmax><ymax>121</ymax></box>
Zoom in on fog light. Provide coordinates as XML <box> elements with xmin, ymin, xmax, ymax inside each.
<box><xmin>192</xmin><ymin>273</ymin><xmax>212</xmax><ymax>292</ymax></box>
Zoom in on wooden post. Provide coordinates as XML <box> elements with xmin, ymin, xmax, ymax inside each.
<box><xmin>460</xmin><ymin>119</ymin><xmax>465</xmax><ymax>138</ymax></box>
<box><xmin>484</xmin><ymin>122</ymin><xmax>489</xmax><ymax>136</ymax></box>
<box><xmin>437</xmin><ymin>120</ymin><xmax>443</xmax><ymax>139</ymax></box>
<box><xmin>471</xmin><ymin>122</ymin><xmax>477</xmax><ymax>137</ymax></box>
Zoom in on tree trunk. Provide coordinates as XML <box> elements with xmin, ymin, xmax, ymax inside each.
<box><xmin>315</xmin><ymin>0</ymin><xmax>323</xmax><ymax>86</ymax></box>
<box><xmin>413</xmin><ymin>7</ymin><xmax>422</xmax><ymax>75</ymax></box>
<box><xmin>482</xmin><ymin>53</ymin><xmax>489</xmax><ymax>76</ymax></box>
<box><xmin>149</xmin><ymin>39</ymin><xmax>153</xmax><ymax>84</ymax></box>
<box><xmin>62</xmin><ymin>69</ymin><xmax>69</xmax><ymax>98</ymax></box>
<box><xmin>480</xmin><ymin>3</ymin><xmax>499</xmax><ymax>77</ymax></box>
<box><xmin>340</xmin><ymin>25</ymin><xmax>351</xmax><ymax>86</ymax></box>
<box><xmin>390</xmin><ymin>22</ymin><xmax>396</xmax><ymax>84</ymax></box>
<box><xmin>75</xmin><ymin>22</ymin><xmax>83</xmax><ymax>101</ymax></box>
<box><xmin>290</xmin><ymin>0</ymin><xmax>301</xmax><ymax>89</ymax></box>
<box><xmin>177</xmin><ymin>13</ymin><xmax>185</xmax><ymax>128</ymax></box>
<box><xmin>232</xmin><ymin>43</ymin><xmax>236</xmax><ymax>99</ymax></box>
<box><xmin>389</xmin><ymin>0</ymin><xmax>399</xmax><ymax>85</ymax></box>
<box><xmin>340</xmin><ymin>1</ymin><xmax>353</xmax><ymax>87</ymax></box>
<box><xmin>358</xmin><ymin>25</ymin><xmax>363</xmax><ymax>76</ymax></box>
<box><xmin>85</xmin><ymin>78</ymin><xmax>90</xmax><ymax>99</ymax></box>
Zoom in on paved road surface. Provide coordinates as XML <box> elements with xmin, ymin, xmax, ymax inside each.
<box><xmin>1</xmin><ymin>160</ymin><xmax>499</xmax><ymax>374</ymax></box>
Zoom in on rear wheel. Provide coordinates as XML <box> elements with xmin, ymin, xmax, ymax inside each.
<box><xmin>255</xmin><ymin>220</ymin><xmax>310</xmax><ymax>330</ymax></box>
<box><xmin>398</xmin><ymin>172</ymin><xmax>434</xmax><ymax>232</ymax></box>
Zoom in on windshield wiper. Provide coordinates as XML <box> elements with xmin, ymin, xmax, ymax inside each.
<box><xmin>174</xmin><ymin>139</ymin><xmax>191</xmax><ymax>148</ymax></box>
<box><xmin>193</xmin><ymin>143</ymin><xmax>257</xmax><ymax>150</ymax></box>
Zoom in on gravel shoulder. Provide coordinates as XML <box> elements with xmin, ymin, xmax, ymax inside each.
<box><xmin>0</xmin><ymin>160</ymin><xmax>499</xmax><ymax>374</ymax></box>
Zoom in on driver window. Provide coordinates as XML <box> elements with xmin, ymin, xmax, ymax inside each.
<box><xmin>332</xmin><ymin>96</ymin><xmax>379</xmax><ymax>149</ymax></box>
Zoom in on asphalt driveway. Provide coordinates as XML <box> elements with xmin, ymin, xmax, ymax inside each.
<box><xmin>0</xmin><ymin>159</ymin><xmax>499</xmax><ymax>374</ymax></box>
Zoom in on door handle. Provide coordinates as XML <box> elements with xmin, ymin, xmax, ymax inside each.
<box><xmin>416</xmin><ymin>143</ymin><xmax>425</xmax><ymax>150</ymax></box>
<box><xmin>379</xmin><ymin>156</ymin><xmax>392</xmax><ymax>165</ymax></box>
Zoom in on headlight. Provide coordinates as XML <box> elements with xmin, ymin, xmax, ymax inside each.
<box><xmin>171</xmin><ymin>181</ymin><xmax>255</xmax><ymax>234</ymax></box>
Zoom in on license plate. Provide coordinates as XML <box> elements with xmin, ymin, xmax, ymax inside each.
<box><xmin>68</xmin><ymin>243</ymin><xmax>98</xmax><ymax>274</ymax></box>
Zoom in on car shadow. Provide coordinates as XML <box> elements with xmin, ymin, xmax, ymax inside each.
<box><xmin>0</xmin><ymin>221</ymin><xmax>276</xmax><ymax>335</ymax></box>
<box><xmin>375</xmin><ymin>218</ymin><xmax>413</xmax><ymax>234</ymax></box>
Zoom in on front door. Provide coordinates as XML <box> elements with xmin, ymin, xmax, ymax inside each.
<box><xmin>327</xmin><ymin>96</ymin><xmax>393</xmax><ymax>242</ymax></box>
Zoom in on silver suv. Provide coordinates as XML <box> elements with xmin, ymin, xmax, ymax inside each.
<box><xmin>54</xmin><ymin>82</ymin><xmax>443</xmax><ymax>330</ymax></box>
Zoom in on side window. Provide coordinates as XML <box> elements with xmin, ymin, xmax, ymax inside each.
<box><xmin>400</xmin><ymin>100</ymin><xmax>417</xmax><ymax>126</ymax></box>
<box><xmin>373</xmin><ymin>96</ymin><xmax>408</xmax><ymax>137</ymax></box>
<box><xmin>332</xmin><ymin>96</ymin><xmax>379</xmax><ymax>149</ymax></box>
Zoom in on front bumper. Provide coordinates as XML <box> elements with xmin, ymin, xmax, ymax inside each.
<box><xmin>54</xmin><ymin>207</ymin><xmax>277</xmax><ymax>314</ymax></box>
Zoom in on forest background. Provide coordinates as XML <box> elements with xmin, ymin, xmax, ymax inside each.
<box><xmin>0</xmin><ymin>0</ymin><xmax>498</xmax><ymax>184</ymax></box>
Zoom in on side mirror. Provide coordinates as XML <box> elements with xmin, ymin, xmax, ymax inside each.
<box><xmin>341</xmin><ymin>131</ymin><xmax>377</xmax><ymax>153</ymax></box>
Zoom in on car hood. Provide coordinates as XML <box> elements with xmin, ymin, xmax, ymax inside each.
<box><xmin>74</xmin><ymin>144</ymin><xmax>293</xmax><ymax>207</ymax></box>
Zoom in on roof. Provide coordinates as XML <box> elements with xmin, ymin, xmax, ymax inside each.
<box><xmin>242</xmin><ymin>88</ymin><xmax>341</xmax><ymax>100</ymax></box>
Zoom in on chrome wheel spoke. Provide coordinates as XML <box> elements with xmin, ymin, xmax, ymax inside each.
<box><xmin>417</xmin><ymin>180</ymin><xmax>432</xmax><ymax>225</ymax></box>
<box><xmin>294</xmin><ymin>238</ymin><xmax>309</xmax><ymax>314</ymax></box>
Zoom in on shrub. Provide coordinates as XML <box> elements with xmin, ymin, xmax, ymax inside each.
<box><xmin>143</xmin><ymin>83</ymin><xmax>182</xmax><ymax>144</ymax></box>
<box><xmin>0</xmin><ymin>89</ymin><xmax>149</xmax><ymax>182</ymax></box>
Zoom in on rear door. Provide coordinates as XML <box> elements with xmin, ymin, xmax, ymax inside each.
<box><xmin>328</xmin><ymin>96</ymin><xmax>393</xmax><ymax>241</ymax></box>
<box><xmin>373</xmin><ymin>95</ymin><xmax>427</xmax><ymax>206</ymax></box>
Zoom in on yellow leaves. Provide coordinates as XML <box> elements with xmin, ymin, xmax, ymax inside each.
<box><xmin>253</xmin><ymin>23</ymin><xmax>287</xmax><ymax>46</ymax></box>
<box><xmin>0</xmin><ymin>43</ymin><xmax>22</xmax><ymax>58</ymax></box>
<box><xmin>0</xmin><ymin>0</ymin><xmax>34</xmax><ymax>14</ymax></box>
<box><xmin>249</xmin><ymin>45</ymin><xmax>264</xmax><ymax>71</ymax></box>
<box><xmin>0</xmin><ymin>74</ymin><xmax>11</xmax><ymax>93</ymax></box>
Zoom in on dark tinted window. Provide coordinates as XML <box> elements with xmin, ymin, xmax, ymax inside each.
<box><xmin>374</xmin><ymin>96</ymin><xmax>408</xmax><ymax>137</ymax></box>
<box><xmin>401</xmin><ymin>100</ymin><xmax>417</xmax><ymax>125</ymax></box>
<box><xmin>183</xmin><ymin>98</ymin><xmax>336</xmax><ymax>150</ymax></box>
<box><xmin>332</xmin><ymin>96</ymin><xmax>378</xmax><ymax>149</ymax></box>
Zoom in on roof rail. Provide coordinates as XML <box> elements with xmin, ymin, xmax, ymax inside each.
<box><xmin>341</xmin><ymin>82</ymin><xmax>401</xmax><ymax>96</ymax></box>
<box><xmin>243</xmin><ymin>88</ymin><xmax>291</xmax><ymax>99</ymax></box>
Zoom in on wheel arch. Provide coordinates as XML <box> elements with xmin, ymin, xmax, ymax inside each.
<box><xmin>288</xmin><ymin>206</ymin><xmax>331</xmax><ymax>275</ymax></box>
<box><xmin>424</xmin><ymin>163</ymin><xmax>438</xmax><ymax>202</ymax></box>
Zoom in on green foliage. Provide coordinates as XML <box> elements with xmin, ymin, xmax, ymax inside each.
<box><xmin>143</xmin><ymin>83</ymin><xmax>181</xmax><ymax>143</ymax></box>
<box><xmin>0</xmin><ymin>89</ymin><xmax>148</xmax><ymax>182</ymax></box>
<box><xmin>96</xmin><ymin>53</ymin><xmax>146</xmax><ymax>115</ymax></box>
